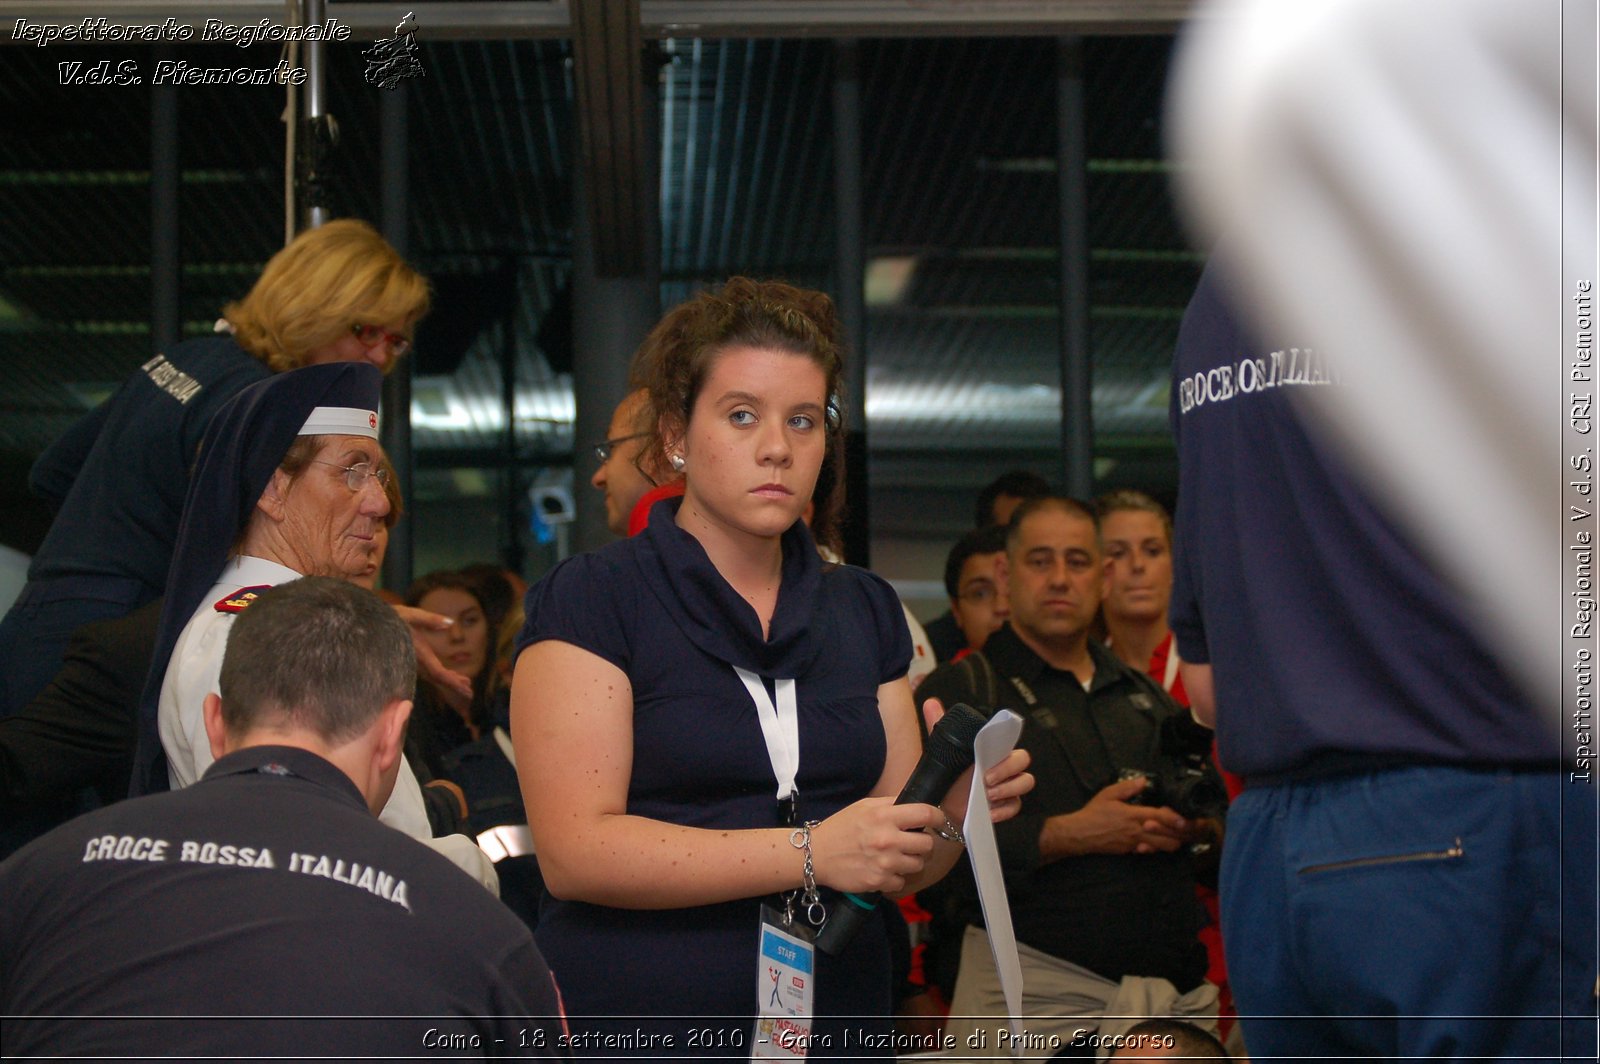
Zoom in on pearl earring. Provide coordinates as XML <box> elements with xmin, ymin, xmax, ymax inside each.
<box><xmin>669</xmin><ymin>453</ymin><xmax>686</xmax><ymax>472</ymax></box>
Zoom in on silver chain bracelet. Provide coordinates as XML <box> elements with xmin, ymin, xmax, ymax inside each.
<box><xmin>787</xmin><ymin>820</ymin><xmax>826</xmax><ymax>927</ymax></box>
<box><xmin>933</xmin><ymin>810</ymin><xmax>966</xmax><ymax>846</ymax></box>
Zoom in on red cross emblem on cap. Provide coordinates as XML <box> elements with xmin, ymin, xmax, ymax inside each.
<box><xmin>369</xmin><ymin>412</ymin><xmax>378</xmax><ymax>428</ymax></box>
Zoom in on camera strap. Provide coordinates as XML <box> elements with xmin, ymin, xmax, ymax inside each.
<box><xmin>964</xmin><ymin>651</ymin><xmax>1117</xmax><ymax>798</ymax></box>
<box><xmin>959</xmin><ymin>651</ymin><xmax>1004</xmax><ymax>710</ymax></box>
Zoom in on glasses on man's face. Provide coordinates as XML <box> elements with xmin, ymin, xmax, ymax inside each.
<box><xmin>312</xmin><ymin>459</ymin><xmax>392</xmax><ymax>493</ymax></box>
<box><xmin>350</xmin><ymin>323</ymin><xmax>412</xmax><ymax>359</ymax></box>
<box><xmin>593</xmin><ymin>432</ymin><xmax>651</xmax><ymax>464</ymax></box>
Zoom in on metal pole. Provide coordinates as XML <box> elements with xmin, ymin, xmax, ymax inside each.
<box><xmin>150</xmin><ymin>42</ymin><xmax>180</xmax><ymax>354</ymax></box>
<box><xmin>832</xmin><ymin>39</ymin><xmax>869</xmax><ymax>566</ymax></box>
<box><xmin>1056</xmin><ymin>36</ymin><xmax>1093</xmax><ymax>499</ymax></box>
<box><xmin>301</xmin><ymin>0</ymin><xmax>332</xmax><ymax>231</ymax></box>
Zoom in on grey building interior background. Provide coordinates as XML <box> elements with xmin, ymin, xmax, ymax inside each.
<box><xmin>0</xmin><ymin>0</ymin><xmax>1202</xmax><ymax>620</ymax></box>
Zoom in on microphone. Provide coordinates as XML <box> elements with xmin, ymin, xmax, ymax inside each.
<box><xmin>814</xmin><ymin>702</ymin><xmax>989</xmax><ymax>956</ymax></box>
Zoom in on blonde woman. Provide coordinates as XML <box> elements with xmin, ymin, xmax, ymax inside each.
<box><xmin>0</xmin><ymin>220</ymin><xmax>428</xmax><ymax>725</ymax></box>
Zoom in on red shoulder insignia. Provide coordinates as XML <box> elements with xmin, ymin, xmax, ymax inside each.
<box><xmin>213</xmin><ymin>585</ymin><xmax>272</xmax><ymax>614</ymax></box>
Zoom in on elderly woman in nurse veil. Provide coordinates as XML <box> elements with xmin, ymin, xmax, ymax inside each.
<box><xmin>129</xmin><ymin>363</ymin><xmax>496</xmax><ymax>889</ymax></box>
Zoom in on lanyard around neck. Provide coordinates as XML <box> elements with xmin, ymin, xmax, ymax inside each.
<box><xmin>734</xmin><ymin>667</ymin><xmax>799</xmax><ymax>802</ymax></box>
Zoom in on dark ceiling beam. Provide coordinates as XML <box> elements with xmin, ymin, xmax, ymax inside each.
<box><xmin>404</xmin><ymin>432</ymin><xmax>1178</xmax><ymax>475</ymax></box>
<box><xmin>872</xmin><ymin>435</ymin><xmax>1178</xmax><ymax>459</ymax></box>
<box><xmin>8</xmin><ymin>320</ymin><xmax>214</xmax><ymax>334</ymax></box>
<box><xmin>3</xmin><ymin>263</ymin><xmax>260</xmax><ymax>277</ymax></box>
<box><xmin>0</xmin><ymin>1</ymin><xmax>1190</xmax><ymax>45</ymax></box>
<box><xmin>868</xmin><ymin>304</ymin><xmax>1187</xmax><ymax>320</ymax></box>
<box><xmin>643</xmin><ymin>1</ymin><xmax>1192</xmax><ymax>37</ymax></box>
<box><xmin>0</xmin><ymin>171</ymin><xmax>262</xmax><ymax>185</ymax></box>
<box><xmin>0</xmin><ymin>3</ymin><xmax>573</xmax><ymax>43</ymax></box>
<box><xmin>412</xmin><ymin>446</ymin><xmax>574</xmax><ymax>472</ymax></box>
<box><xmin>406</xmin><ymin>436</ymin><xmax>1175</xmax><ymax>478</ymax></box>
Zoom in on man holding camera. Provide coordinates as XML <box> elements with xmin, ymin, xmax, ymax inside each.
<box><xmin>918</xmin><ymin>497</ymin><xmax>1224</xmax><ymax>1056</ymax></box>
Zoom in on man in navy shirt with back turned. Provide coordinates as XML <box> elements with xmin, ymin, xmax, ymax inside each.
<box><xmin>1169</xmin><ymin>260</ymin><xmax>1597</xmax><ymax>1062</ymax></box>
<box><xmin>0</xmin><ymin>578</ymin><xmax>568</xmax><ymax>1058</ymax></box>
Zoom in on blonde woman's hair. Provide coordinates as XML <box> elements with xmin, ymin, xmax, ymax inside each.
<box><xmin>223</xmin><ymin>219</ymin><xmax>430</xmax><ymax>373</ymax></box>
<box><xmin>1093</xmin><ymin>488</ymin><xmax>1173</xmax><ymax>545</ymax></box>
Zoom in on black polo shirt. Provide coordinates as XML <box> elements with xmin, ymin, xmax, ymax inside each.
<box><xmin>918</xmin><ymin>625</ymin><xmax>1212</xmax><ymax>990</ymax></box>
<box><xmin>0</xmin><ymin>745</ymin><xmax>567</xmax><ymax>1059</ymax></box>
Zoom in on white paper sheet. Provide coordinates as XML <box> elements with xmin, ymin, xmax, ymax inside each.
<box><xmin>963</xmin><ymin>709</ymin><xmax>1025</xmax><ymax>1055</ymax></box>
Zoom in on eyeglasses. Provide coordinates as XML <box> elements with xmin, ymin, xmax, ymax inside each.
<box><xmin>593</xmin><ymin>432</ymin><xmax>651</xmax><ymax>463</ymax></box>
<box><xmin>350</xmin><ymin>323</ymin><xmax>412</xmax><ymax>359</ymax></box>
<box><xmin>312</xmin><ymin>460</ymin><xmax>392</xmax><ymax>493</ymax></box>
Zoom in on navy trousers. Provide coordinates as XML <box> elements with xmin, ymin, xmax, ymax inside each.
<box><xmin>1221</xmin><ymin>765</ymin><xmax>1597</xmax><ymax>1062</ymax></box>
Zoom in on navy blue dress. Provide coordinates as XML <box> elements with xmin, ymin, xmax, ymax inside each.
<box><xmin>517</xmin><ymin>500</ymin><xmax>912</xmax><ymax>1058</ymax></box>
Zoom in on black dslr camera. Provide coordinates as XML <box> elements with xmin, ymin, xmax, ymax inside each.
<box><xmin>1117</xmin><ymin>713</ymin><xmax>1228</xmax><ymax>823</ymax></box>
